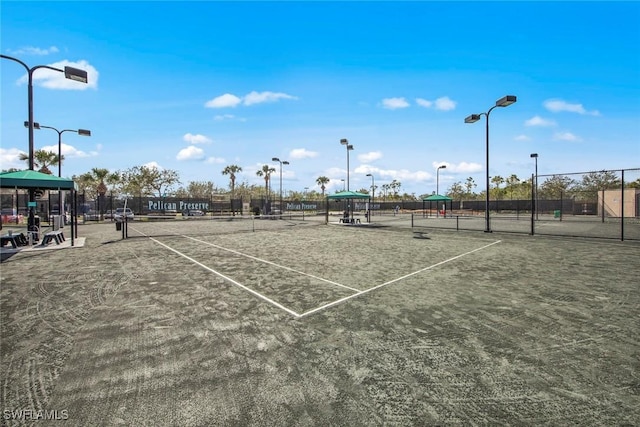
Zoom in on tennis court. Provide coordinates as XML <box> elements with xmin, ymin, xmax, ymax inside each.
<box><xmin>1</xmin><ymin>217</ymin><xmax>638</xmax><ymax>425</ymax></box>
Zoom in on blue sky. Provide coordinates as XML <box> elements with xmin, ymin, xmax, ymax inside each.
<box><xmin>2</xmin><ymin>1</ymin><xmax>639</xmax><ymax>197</ymax></box>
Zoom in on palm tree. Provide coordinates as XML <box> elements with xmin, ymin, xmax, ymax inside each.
<box><xmin>316</xmin><ymin>176</ymin><xmax>330</xmax><ymax>197</ymax></box>
<box><xmin>222</xmin><ymin>165</ymin><xmax>242</xmax><ymax>215</ymax></box>
<box><xmin>256</xmin><ymin>164</ymin><xmax>276</xmax><ymax>202</ymax></box>
<box><xmin>19</xmin><ymin>149</ymin><xmax>61</xmax><ymax>174</ymax></box>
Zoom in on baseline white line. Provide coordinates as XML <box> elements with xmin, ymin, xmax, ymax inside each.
<box><xmin>184</xmin><ymin>235</ymin><xmax>362</xmax><ymax>293</ymax></box>
<box><xmin>298</xmin><ymin>240</ymin><xmax>502</xmax><ymax>318</ymax></box>
<box><xmin>148</xmin><ymin>237</ymin><xmax>301</xmax><ymax>318</ymax></box>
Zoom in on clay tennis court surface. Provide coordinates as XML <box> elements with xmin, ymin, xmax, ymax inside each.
<box><xmin>1</xmin><ymin>218</ymin><xmax>639</xmax><ymax>425</ymax></box>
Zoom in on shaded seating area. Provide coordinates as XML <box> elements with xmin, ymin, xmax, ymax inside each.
<box><xmin>0</xmin><ymin>170</ymin><xmax>78</xmax><ymax>248</ymax></box>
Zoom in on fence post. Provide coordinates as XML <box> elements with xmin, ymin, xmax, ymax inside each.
<box><xmin>530</xmin><ymin>173</ymin><xmax>535</xmax><ymax>235</ymax></box>
<box><xmin>621</xmin><ymin>169</ymin><xmax>625</xmax><ymax>241</ymax></box>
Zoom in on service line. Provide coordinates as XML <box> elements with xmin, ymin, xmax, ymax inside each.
<box><xmin>184</xmin><ymin>236</ymin><xmax>362</xmax><ymax>293</ymax></box>
<box><xmin>149</xmin><ymin>237</ymin><xmax>301</xmax><ymax>317</ymax></box>
<box><xmin>298</xmin><ymin>240</ymin><xmax>502</xmax><ymax>318</ymax></box>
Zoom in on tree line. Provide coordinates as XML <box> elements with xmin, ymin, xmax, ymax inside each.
<box><xmin>4</xmin><ymin>150</ymin><xmax>638</xmax><ymax>202</ymax></box>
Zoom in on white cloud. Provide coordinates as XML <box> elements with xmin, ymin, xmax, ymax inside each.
<box><xmin>525</xmin><ymin>115</ymin><xmax>556</xmax><ymax>127</ymax></box>
<box><xmin>205</xmin><ymin>93</ymin><xmax>242</xmax><ymax>108</ymax></box>
<box><xmin>381</xmin><ymin>97</ymin><xmax>410</xmax><ymax>110</ymax></box>
<box><xmin>46</xmin><ymin>143</ymin><xmax>94</xmax><ymax>159</ymax></box>
<box><xmin>515</xmin><ymin>134</ymin><xmax>531</xmax><ymax>141</ymax></box>
<box><xmin>243</xmin><ymin>91</ymin><xmax>297</xmax><ymax>106</ymax></box>
<box><xmin>544</xmin><ymin>99</ymin><xmax>600</xmax><ymax>116</ymax></box>
<box><xmin>428</xmin><ymin>161</ymin><xmax>482</xmax><ymax>173</ymax></box>
<box><xmin>358</xmin><ymin>151</ymin><xmax>382</xmax><ymax>163</ymax></box>
<box><xmin>206</xmin><ymin>91</ymin><xmax>297</xmax><ymax>108</ymax></box>
<box><xmin>17</xmin><ymin>59</ymin><xmax>98</xmax><ymax>90</ymax></box>
<box><xmin>289</xmin><ymin>148</ymin><xmax>318</xmax><ymax>159</ymax></box>
<box><xmin>176</xmin><ymin>145</ymin><xmax>205</xmax><ymax>160</ymax></box>
<box><xmin>553</xmin><ymin>132</ymin><xmax>581</xmax><ymax>142</ymax></box>
<box><xmin>8</xmin><ymin>46</ymin><xmax>59</xmax><ymax>56</ymax></box>
<box><xmin>214</xmin><ymin>114</ymin><xmax>236</xmax><ymax>121</ymax></box>
<box><xmin>183</xmin><ymin>133</ymin><xmax>212</xmax><ymax>144</ymax></box>
<box><xmin>434</xmin><ymin>96</ymin><xmax>457</xmax><ymax>111</ymax></box>
<box><xmin>206</xmin><ymin>156</ymin><xmax>225</xmax><ymax>164</ymax></box>
<box><xmin>0</xmin><ymin>147</ymin><xmax>27</xmax><ymax>170</ymax></box>
<box><xmin>415</xmin><ymin>98</ymin><xmax>432</xmax><ymax>108</ymax></box>
<box><xmin>143</xmin><ymin>162</ymin><xmax>162</xmax><ymax>170</ymax></box>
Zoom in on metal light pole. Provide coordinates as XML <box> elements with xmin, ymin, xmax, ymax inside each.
<box><xmin>25</xmin><ymin>121</ymin><xmax>91</xmax><ymax>177</ymax></box>
<box><xmin>340</xmin><ymin>138</ymin><xmax>354</xmax><ymax>220</ymax></box>
<box><xmin>530</xmin><ymin>153</ymin><xmax>538</xmax><ymax>220</ymax></box>
<box><xmin>366</xmin><ymin>173</ymin><xmax>374</xmax><ymax>219</ymax></box>
<box><xmin>2</xmin><ymin>54</ymin><xmax>88</xmax><ymax>232</ymax></box>
<box><xmin>340</xmin><ymin>139</ymin><xmax>354</xmax><ymax>191</ymax></box>
<box><xmin>340</xmin><ymin>179</ymin><xmax>345</xmax><ymax>191</ymax></box>
<box><xmin>436</xmin><ymin>165</ymin><xmax>447</xmax><ymax>217</ymax></box>
<box><xmin>465</xmin><ymin>95</ymin><xmax>517</xmax><ymax>232</ymax></box>
<box><xmin>272</xmin><ymin>157</ymin><xmax>289</xmax><ymax>215</ymax></box>
<box><xmin>26</xmin><ymin>122</ymin><xmax>90</xmax><ymax>226</ymax></box>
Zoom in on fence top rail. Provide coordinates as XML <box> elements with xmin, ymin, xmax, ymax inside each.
<box><xmin>537</xmin><ymin>167</ymin><xmax>640</xmax><ymax>178</ymax></box>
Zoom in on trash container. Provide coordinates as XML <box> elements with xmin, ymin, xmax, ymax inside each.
<box><xmin>116</xmin><ymin>221</ymin><xmax>122</xmax><ymax>231</ymax></box>
<box><xmin>554</xmin><ymin>210</ymin><xmax>561</xmax><ymax>219</ymax></box>
<box><xmin>28</xmin><ymin>216</ymin><xmax>40</xmax><ymax>241</ymax></box>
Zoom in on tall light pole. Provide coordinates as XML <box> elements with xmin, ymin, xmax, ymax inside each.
<box><xmin>436</xmin><ymin>165</ymin><xmax>446</xmax><ymax>196</ymax></box>
<box><xmin>340</xmin><ymin>179</ymin><xmax>345</xmax><ymax>191</ymax></box>
<box><xmin>25</xmin><ymin>121</ymin><xmax>91</xmax><ymax>177</ymax></box>
<box><xmin>1</xmin><ymin>54</ymin><xmax>88</xmax><ymax>231</ymax></box>
<box><xmin>272</xmin><ymin>157</ymin><xmax>289</xmax><ymax>215</ymax></box>
<box><xmin>26</xmin><ymin>122</ymin><xmax>90</xmax><ymax>226</ymax></box>
<box><xmin>366</xmin><ymin>173</ymin><xmax>375</xmax><ymax>220</ymax></box>
<box><xmin>530</xmin><ymin>153</ymin><xmax>539</xmax><ymax>220</ymax></box>
<box><xmin>465</xmin><ymin>95</ymin><xmax>517</xmax><ymax>232</ymax></box>
<box><xmin>340</xmin><ymin>138</ymin><xmax>354</xmax><ymax>191</ymax></box>
<box><xmin>436</xmin><ymin>165</ymin><xmax>447</xmax><ymax>217</ymax></box>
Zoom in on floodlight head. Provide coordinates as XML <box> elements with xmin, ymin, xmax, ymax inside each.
<box><xmin>282</xmin><ymin>161</ymin><xmax>289</xmax><ymax>165</ymax></box>
<box><xmin>464</xmin><ymin>114</ymin><xmax>481</xmax><ymax>124</ymax></box>
<box><xmin>340</xmin><ymin>138</ymin><xmax>348</xmax><ymax>145</ymax></box>
<box><xmin>64</xmin><ymin>66</ymin><xmax>88</xmax><ymax>83</ymax></box>
<box><xmin>439</xmin><ymin>165</ymin><xmax>447</xmax><ymax>170</ymax></box>
<box><xmin>366</xmin><ymin>173</ymin><xmax>372</xmax><ymax>177</ymax></box>
<box><xmin>347</xmin><ymin>144</ymin><xmax>354</xmax><ymax>150</ymax></box>
<box><xmin>78</xmin><ymin>129</ymin><xmax>91</xmax><ymax>136</ymax></box>
<box><xmin>530</xmin><ymin>153</ymin><xmax>538</xmax><ymax>158</ymax></box>
<box><xmin>24</xmin><ymin>121</ymin><xmax>41</xmax><ymax>129</ymax></box>
<box><xmin>272</xmin><ymin>157</ymin><xmax>280</xmax><ymax>162</ymax></box>
<box><xmin>496</xmin><ymin>95</ymin><xmax>517</xmax><ymax>107</ymax></box>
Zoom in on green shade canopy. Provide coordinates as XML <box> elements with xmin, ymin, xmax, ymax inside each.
<box><xmin>0</xmin><ymin>170</ymin><xmax>76</xmax><ymax>190</ymax></box>
<box><xmin>327</xmin><ymin>191</ymin><xmax>371</xmax><ymax>200</ymax></box>
<box><xmin>423</xmin><ymin>194</ymin><xmax>452</xmax><ymax>202</ymax></box>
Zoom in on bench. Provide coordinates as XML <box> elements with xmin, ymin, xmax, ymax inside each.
<box><xmin>41</xmin><ymin>229</ymin><xmax>65</xmax><ymax>246</ymax></box>
<box><xmin>1</xmin><ymin>233</ymin><xmax>28</xmax><ymax>248</ymax></box>
<box><xmin>339</xmin><ymin>218</ymin><xmax>361</xmax><ymax>224</ymax></box>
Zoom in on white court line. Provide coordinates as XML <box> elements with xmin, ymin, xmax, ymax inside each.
<box><xmin>184</xmin><ymin>235</ymin><xmax>362</xmax><ymax>293</ymax></box>
<box><xmin>298</xmin><ymin>240</ymin><xmax>502</xmax><ymax>318</ymax></box>
<box><xmin>148</xmin><ymin>237</ymin><xmax>301</xmax><ymax>317</ymax></box>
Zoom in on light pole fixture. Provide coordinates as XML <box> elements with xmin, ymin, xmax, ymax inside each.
<box><xmin>465</xmin><ymin>95</ymin><xmax>517</xmax><ymax>232</ymax></box>
<box><xmin>530</xmin><ymin>153</ymin><xmax>539</xmax><ymax>220</ymax></box>
<box><xmin>2</xmin><ymin>54</ymin><xmax>88</xmax><ymax>231</ymax></box>
<box><xmin>340</xmin><ymin>138</ymin><xmax>354</xmax><ymax>191</ymax></box>
<box><xmin>25</xmin><ymin>121</ymin><xmax>91</xmax><ymax>177</ymax></box>
<box><xmin>272</xmin><ymin>157</ymin><xmax>289</xmax><ymax>215</ymax></box>
<box><xmin>340</xmin><ymin>179</ymin><xmax>345</xmax><ymax>191</ymax></box>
